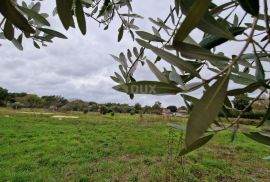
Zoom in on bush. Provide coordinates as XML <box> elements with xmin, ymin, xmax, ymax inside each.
<box><xmin>232</xmin><ymin>94</ymin><xmax>252</xmax><ymax>112</ymax></box>
<box><xmin>83</xmin><ymin>108</ymin><xmax>88</xmax><ymax>114</ymax></box>
<box><xmin>130</xmin><ymin>110</ymin><xmax>135</xmax><ymax>115</ymax></box>
<box><xmin>99</xmin><ymin>105</ymin><xmax>108</xmax><ymax>115</ymax></box>
<box><xmin>222</xmin><ymin>110</ymin><xmax>268</xmax><ymax>122</ymax></box>
<box><xmin>11</xmin><ymin>102</ymin><xmax>24</xmax><ymax>110</ymax></box>
<box><xmin>167</xmin><ymin>105</ymin><xmax>177</xmax><ymax>112</ymax></box>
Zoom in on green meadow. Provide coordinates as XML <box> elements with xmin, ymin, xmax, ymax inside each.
<box><xmin>0</xmin><ymin>108</ymin><xmax>269</xmax><ymax>182</ymax></box>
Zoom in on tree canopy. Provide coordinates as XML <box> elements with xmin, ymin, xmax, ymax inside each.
<box><xmin>0</xmin><ymin>0</ymin><xmax>270</xmax><ymax>154</ymax></box>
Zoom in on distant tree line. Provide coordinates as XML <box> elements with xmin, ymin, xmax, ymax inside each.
<box><xmin>0</xmin><ymin>86</ymin><xmax>177</xmax><ymax>115</ymax></box>
<box><xmin>2</xmin><ymin>86</ymin><xmax>263</xmax><ymax>117</ymax></box>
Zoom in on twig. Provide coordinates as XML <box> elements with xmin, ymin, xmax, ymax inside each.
<box><xmin>264</xmin><ymin>0</ymin><xmax>270</xmax><ymax>42</ymax></box>
<box><xmin>85</xmin><ymin>12</ymin><xmax>114</xmax><ymax>24</ymax></box>
<box><xmin>238</xmin><ymin>12</ymin><xmax>247</xmax><ymax>27</ymax></box>
<box><xmin>205</xmin><ymin>18</ymin><xmax>258</xmax><ymax>83</ymax></box>
<box><xmin>126</xmin><ymin>7</ymin><xmax>176</xmax><ymax>77</ymax></box>
<box><xmin>0</xmin><ymin>18</ymin><xmax>5</xmax><ymax>28</ymax></box>
<box><xmin>112</xmin><ymin>1</ymin><xmax>128</xmax><ymax>28</ymax></box>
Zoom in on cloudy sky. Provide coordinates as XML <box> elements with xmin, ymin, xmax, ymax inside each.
<box><xmin>0</xmin><ymin>0</ymin><xmax>268</xmax><ymax>107</ymax></box>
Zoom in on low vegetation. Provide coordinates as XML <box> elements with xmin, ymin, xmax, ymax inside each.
<box><xmin>0</xmin><ymin>87</ymin><xmax>166</xmax><ymax>115</ymax></box>
<box><xmin>0</xmin><ymin>108</ymin><xmax>269</xmax><ymax>181</ymax></box>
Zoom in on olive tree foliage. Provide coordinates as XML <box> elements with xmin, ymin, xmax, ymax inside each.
<box><xmin>1</xmin><ymin>0</ymin><xmax>270</xmax><ymax>155</ymax></box>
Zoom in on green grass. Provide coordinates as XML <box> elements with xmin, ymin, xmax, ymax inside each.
<box><xmin>0</xmin><ymin>108</ymin><xmax>269</xmax><ymax>181</ymax></box>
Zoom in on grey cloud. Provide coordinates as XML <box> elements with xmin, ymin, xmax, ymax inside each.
<box><xmin>0</xmin><ymin>0</ymin><xmax>255</xmax><ymax>107</ymax></box>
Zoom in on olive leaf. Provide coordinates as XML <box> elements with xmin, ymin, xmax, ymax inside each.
<box><xmin>113</xmin><ymin>81</ymin><xmax>182</xmax><ymax>95</ymax></box>
<box><xmin>137</xmin><ymin>39</ymin><xmax>199</xmax><ymax>77</ymax></box>
<box><xmin>186</xmin><ymin>72</ymin><xmax>230</xmax><ymax>146</ymax></box>
<box><xmin>173</xmin><ymin>0</ymin><xmax>211</xmax><ymax>42</ymax></box>
<box><xmin>237</xmin><ymin>0</ymin><xmax>259</xmax><ymax>16</ymax></box>
<box><xmin>0</xmin><ymin>0</ymin><xmax>35</xmax><ymax>33</ymax></box>
<box><xmin>243</xmin><ymin>132</ymin><xmax>270</xmax><ymax>146</ymax></box>
<box><xmin>180</xmin><ymin>134</ymin><xmax>214</xmax><ymax>156</ymax></box>
<box><xmin>75</xmin><ymin>0</ymin><xmax>87</xmax><ymax>35</ymax></box>
<box><xmin>56</xmin><ymin>0</ymin><xmax>73</xmax><ymax>30</ymax></box>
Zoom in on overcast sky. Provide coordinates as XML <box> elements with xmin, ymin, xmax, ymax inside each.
<box><xmin>0</xmin><ymin>1</ymin><xmax>268</xmax><ymax>107</ymax></box>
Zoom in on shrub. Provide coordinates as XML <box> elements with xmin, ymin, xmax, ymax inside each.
<box><xmin>99</xmin><ymin>105</ymin><xmax>108</xmax><ymax>115</ymax></box>
<box><xmin>83</xmin><ymin>109</ymin><xmax>88</xmax><ymax>114</ymax></box>
<box><xmin>167</xmin><ymin>105</ymin><xmax>177</xmax><ymax>113</ymax></box>
<box><xmin>11</xmin><ymin>102</ymin><xmax>24</xmax><ymax>110</ymax></box>
<box><xmin>223</xmin><ymin>110</ymin><xmax>268</xmax><ymax>123</ymax></box>
<box><xmin>232</xmin><ymin>94</ymin><xmax>252</xmax><ymax>112</ymax></box>
<box><xmin>130</xmin><ymin>110</ymin><xmax>135</xmax><ymax>115</ymax></box>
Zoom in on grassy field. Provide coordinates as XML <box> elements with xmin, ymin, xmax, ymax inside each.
<box><xmin>0</xmin><ymin>108</ymin><xmax>269</xmax><ymax>182</ymax></box>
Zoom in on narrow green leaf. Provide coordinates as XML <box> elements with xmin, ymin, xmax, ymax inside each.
<box><xmin>245</xmin><ymin>23</ymin><xmax>265</xmax><ymax>31</ymax></box>
<box><xmin>237</xmin><ymin>0</ymin><xmax>259</xmax><ymax>16</ymax></box>
<box><xmin>113</xmin><ymin>81</ymin><xmax>182</xmax><ymax>95</ymax></box>
<box><xmin>137</xmin><ymin>39</ymin><xmax>199</xmax><ymax>77</ymax></box>
<box><xmin>168</xmin><ymin>123</ymin><xmax>186</xmax><ymax>132</ymax></box>
<box><xmin>56</xmin><ymin>0</ymin><xmax>73</xmax><ymax>30</ymax></box>
<box><xmin>33</xmin><ymin>41</ymin><xmax>40</xmax><ymax>49</ymax></box>
<box><xmin>111</xmin><ymin>76</ymin><xmax>121</xmax><ymax>83</ymax></box>
<box><xmin>149</xmin><ymin>17</ymin><xmax>171</xmax><ymax>34</ymax></box>
<box><xmin>146</xmin><ymin>60</ymin><xmax>169</xmax><ymax>83</ymax></box>
<box><xmin>33</xmin><ymin>35</ymin><xmax>53</xmax><ymax>43</ymax></box>
<box><xmin>181</xmin><ymin>94</ymin><xmax>199</xmax><ymax>104</ymax></box>
<box><xmin>174</xmin><ymin>42</ymin><xmax>230</xmax><ymax>61</ymax></box>
<box><xmin>180</xmin><ymin>134</ymin><xmax>214</xmax><ymax>156</ymax></box>
<box><xmin>210</xmin><ymin>1</ymin><xmax>237</xmax><ymax>15</ymax></box>
<box><xmin>75</xmin><ymin>0</ymin><xmax>86</xmax><ymax>35</ymax></box>
<box><xmin>230</xmin><ymin>73</ymin><xmax>257</xmax><ymax>85</ymax></box>
<box><xmin>198</xmin><ymin>15</ymin><xmax>233</xmax><ymax>39</ymax></box>
<box><xmin>38</xmin><ymin>28</ymin><xmax>67</xmax><ymax>39</ymax></box>
<box><xmin>175</xmin><ymin>0</ymin><xmax>180</xmax><ymax>15</ymax></box>
<box><xmin>4</xmin><ymin>20</ymin><xmax>14</xmax><ymax>40</ymax></box>
<box><xmin>179</xmin><ymin>0</ymin><xmax>233</xmax><ymax>39</ymax></box>
<box><xmin>241</xmin><ymin>52</ymin><xmax>270</xmax><ymax>60</ymax></box>
<box><xmin>12</xmin><ymin>39</ymin><xmax>23</xmax><ymax>51</ymax></box>
<box><xmin>243</xmin><ymin>132</ymin><xmax>270</xmax><ymax>146</ymax></box>
<box><xmin>184</xmin><ymin>36</ymin><xmax>198</xmax><ymax>46</ymax></box>
<box><xmin>31</xmin><ymin>2</ymin><xmax>41</xmax><ymax>12</ymax></box>
<box><xmin>227</xmin><ymin>82</ymin><xmax>263</xmax><ymax>96</ymax></box>
<box><xmin>125</xmin><ymin>0</ymin><xmax>132</xmax><ymax>12</ymax></box>
<box><xmin>18</xmin><ymin>6</ymin><xmax>50</xmax><ymax>26</ymax></box>
<box><xmin>0</xmin><ymin>0</ymin><xmax>35</xmax><ymax>33</ymax></box>
<box><xmin>233</xmin><ymin>14</ymin><xmax>239</xmax><ymax>26</ymax></box>
<box><xmin>17</xmin><ymin>34</ymin><xmax>23</xmax><ymax>44</ymax></box>
<box><xmin>97</xmin><ymin>0</ymin><xmax>110</xmax><ymax>18</ymax></box>
<box><xmin>114</xmin><ymin>72</ymin><xmax>125</xmax><ymax>84</ymax></box>
<box><xmin>119</xmin><ymin>53</ymin><xmax>128</xmax><ymax>69</ymax></box>
<box><xmin>0</xmin><ymin>32</ymin><xmax>5</xmax><ymax>39</ymax></box>
<box><xmin>186</xmin><ymin>73</ymin><xmax>230</xmax><ymax>146</ymax></box>
<box><xmin>129</xmin><ymin>30</ymin><xmax>135</xmax><ymax>41</ymax></box>
<box><xmin>174</xmin><ymin>0</ymin><xmax>211</xmax><ymax>42</ymax></box>
<box><xmin>257</xmin><ymin>105</ymin><xmax>270</xmax><ymax>127</ymax></box>
<box><xmin>170</xmin><ymin>6</ymin><xmax>175</xmax><ymax>24</ymax></box>
<box><xmin>199</xmin><ymin>27</ymin><xmax>246</xmax><ymax>49</ymax></box>
<box><xmin>118</xmin><ymin>24</ymin><xmax>124</xmax><ymax>42</ymax></box>
<box><xmin>136</xmin><ymin>31</ymin><xmax>165</xmax><ymax>42</ymax></box>
<box><xmin>169</xmin><ymin>66</ymin><xmax>184</xmax><ymax>85</ymax></box>
<box><xmin>120</xmin><ymin>13</ymin><xmax>143</xmax><ymax>19</ymax></box>
<box><xmin>255</xmin><ymin>53</ymin><xmax>265</xmax><ymax>82</ymax></box>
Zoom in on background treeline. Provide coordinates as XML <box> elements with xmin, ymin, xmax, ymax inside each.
<box><xmin>2</xmin><ymin>86</ymin><xmax>269</xmax><ymax>120</ymax></box>
<box><xmin>0</xmin><ymin>87</ymin><xmax>166</xmax><ymax>115</ymax></box>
